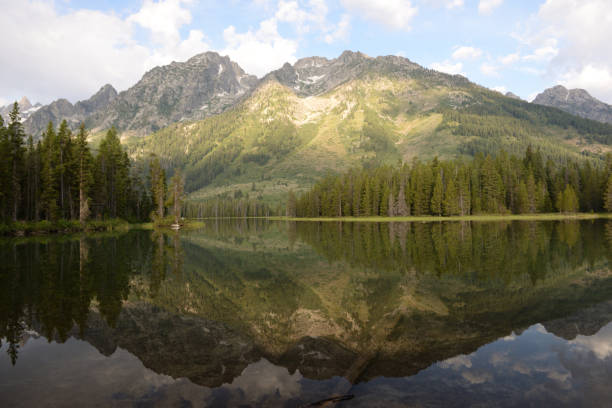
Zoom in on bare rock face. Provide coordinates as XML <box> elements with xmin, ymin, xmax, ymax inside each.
<box><xmin>533</xmin><ymin>85</ymin><xmax>612</xmax><ymax>124</ymax></box>
<box><xmin>0</xmin><ymin>96</ymin><xmax>41</xmax><ymax>123</ymax></box>
<box><xmin>264</xmin><ymin>50</ymin><xmax>467</xmax><ymax>97</ymax></box>
<box><xmin>86</xmin><ymin>52</ymin><xmax>258</xmax><ymax>136</ymax></box>
<box><xmin>75</xmin><ymin>84</ymin><xmax>117</xmax><ymax>115</ymax></box>
<box><xmin>505</xmin><ymin>92</ymin><xmax>522</xmax><ymax>100</ymax></box>
<box><xmin>20</xmin><ymin>51</ymin><xmax>258</xmax><ymax>137</ymax></box>
<box><xmin>13</xmin><ymin>50</ymin><xmax>472</xmax><ymax>138</ymax></box>
<box><xmin>22</xmin><ymin>84</ymin><xmax>118</xmax><ymax>136</ymax></box>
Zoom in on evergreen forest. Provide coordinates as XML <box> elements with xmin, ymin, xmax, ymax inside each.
<box><xmin>290</xmin><ymin>147</ymin><xmax>612</xmax><ymax>217</ymax></box>
<box><xmin>0</xmin><ymin>103</ymin><xmax>186</xmax><ymax>231</ymax></box>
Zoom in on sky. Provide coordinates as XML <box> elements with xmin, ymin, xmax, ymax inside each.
<box><xmin>1</xmin><ymin>0</ymin><xmax>612</xmax><ymax>107</ymax></box>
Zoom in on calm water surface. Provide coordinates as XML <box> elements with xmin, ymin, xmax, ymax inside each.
<box><xmin>1</xmin><ymin>220</ymin><xmax>612</xmax><ymax>407</ymax></box>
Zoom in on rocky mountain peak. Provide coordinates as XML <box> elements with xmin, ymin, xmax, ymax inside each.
<box><xmin>22</xmin><ymin>51</ymin><xmax>259</xmax><ymax>137</ymax></box>
<box><xmin>85</xmin><ymin>50</ymin><xmax>258</xmax><ymax>135</ymax></box>
<box><xmin>533</xmin><ymin>84</ymin><xmax>612</xmax><ymax>124</ymax></box>
<box><xmin>75</xmin><ymin>84</ymin><xmax>117</xmax><ymax>114</ymax></box>
<box><xmin>505</xmin><ymin>92</ymin><xmax>521</xmax><ymax>100</ymax></box>
<box><xmin>265</xmin><ymin>50</ymin><xmax>463</xmax><ymax>97</ymax></box>
<box><xmin>338</xmin><ymin>50</ymin><xmax>370</xmax><ymax>63</ymax></box>
<box><xmin>18</xmin><ymin>96</ymin><xmax>32</xmax><ymax>111</ymax></box>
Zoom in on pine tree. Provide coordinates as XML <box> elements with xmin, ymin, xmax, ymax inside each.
<box><xmin>7</xmin><ymin>103</ymin><xmax>26</xmax><ymax>221</ymax></box>
<box><xmin>457</xmin><ymin>165</ymin><xmax>471</xmax><ymax>216</ymax></box>
<box><xmin>0</xmin><ymin>115</ymin><xmax>10</xmax><ymax>221</ymax></box>
<box><xmin>286</xmin><ymin>190</ymin><xmax>297</xmax><ymax>217</ymax></box>
<box><xmin>557</xmin><ymin>184</ymin><xmax>579</xmax><ymax>213</ymax></box>
<box><xmin>387</xmin><ymin>183</ymin><xmax>395</xmax><ymax>217</ymax></box>
<box><xmin>361</xmin><ymin>180</ymin><xmax>372</xmax><ymax>216</ymax></box>
<box><xmin>380</xmin><ymin>183</ymin><xmax>390</xmax><ymax>217</ymax></box>
<box><xmin>443</xmin><ymin>176</ymin><xmax>459</xmax><ymax>216</ymax></box>
<box><xmin>24</xmin><ymin>135</ymin><xmax>42</xmax><ymax>220</ymax></box>
<box><xmin>480</xmin><ymin>155</ymin><xmax>505</xmax><ymax>213</ymax></box>
<box><xmin>395</xmin><ymin>182</ymin><xmax>410</xmax><ymax>216</ymax></box>
<box><xmin>93</xmin><ymin>127</ymin><xmax>130</xmax><ymax>218</ymax></box>
<box><xmin>604</xmin><ymin>175</ymin><xmax>612</xmax><ymax>212</ymax></box>
<box><xmin>167</xmin><ymin>170</ymin><xmax>185</xmax><ymax>224</ymax></box>
<box><xmin>352</xmin><ymin>175</ymin><xmax>362</xmax><ymax>216</ymax></box>
<box><xmin>431</xmin><ymin>170</ymin><xmax>444</xmax><ymax>216</ymax></box>
<box><xmin>56</xmin><ymin>120</ymin><xmax>73</xmax><ymax>218</ymax></box>
<box><xmin>516</xmin><ymin>181</ymin><xmax>529</xmax><ymax>214</ymax></box>
<box><xmin>75</xmin><ymin>124</ymin><xmax>93</xmax><ymax>223</ymax></box>
<box><xmin>41</xmin><ymin>122</ymin><xmax>59</xmax><ymax>220</ymax></box>
<box><xmin>149</xmin><ymin>156</ymin><xmax>166</xmax><ymax>220</ymax></box>
<box><xmin>526</xmin><ymin>173</ymin><xmax>536</xmax><ymax>213</ymax></box>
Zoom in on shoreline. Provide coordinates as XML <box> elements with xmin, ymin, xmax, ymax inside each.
<box><xmin>0</xmin><ymin>219</ymin><xmax>134</xmax><ymax>237</ymax></box>
<box><xmin>264</xmin><ymin>213</ymin><xmax>612</xmax><ymax>222</ymax></box>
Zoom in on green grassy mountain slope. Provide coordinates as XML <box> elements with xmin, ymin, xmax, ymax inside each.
<box><xmin>131</xmin><ymin>52</ymin><xmax>612</xmax><ymax>203</ymax></box>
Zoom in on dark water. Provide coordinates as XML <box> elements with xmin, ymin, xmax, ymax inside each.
<box><xmin>1</xmin><ymin>220</ymin><xmax>612</xmax><ymax>407</ymax></box>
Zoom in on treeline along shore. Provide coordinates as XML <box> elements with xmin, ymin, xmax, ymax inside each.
<box><xmin>287</xmin><ymin>147</ymin><xmax>612</xmax><ymax>218</ymax></box>
<box><xmin>0</xmin><ymin>103</ymin><xmax>185</xmax><ymax>235</ymax></box>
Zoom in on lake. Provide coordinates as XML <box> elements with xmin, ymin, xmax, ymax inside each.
<box><xmin>1</xmin><ymin>219</ymin><xmax>612</xmax><ymax>407</ymax></box>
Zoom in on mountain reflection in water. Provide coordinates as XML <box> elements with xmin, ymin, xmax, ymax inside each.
<box><xmin>1</xmin><ymin>219</ymin><xmax>612</xmax><ymax>407</ymax></box>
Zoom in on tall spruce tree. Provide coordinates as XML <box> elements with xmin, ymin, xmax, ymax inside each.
<box><xmin>167</xmin><ymin>170</ymin><xmax>185</xmax><ymax>224</ymax></box>
<box><xmin>0</xmin><ymin>115</ymin><xmax>10</xmax><ymax>221</ymax></box>
<box><xmin>7</xmin><ymin>103</ymin><xmax>26</xmax><ymax>221</ymax></box>
<box><xmin>24</xmin><ymin>135</ymin><xmax>42</xmax><ymax>221</ymax></box>
<box><xmin>149</xmin><ymin>156</ymin><xmax>166</xmax><ymax>220</ymax></box>
<box><xmin>93</xmin><ymin>127</ymin><xmax>130</xmax><ymax>218</ymax></box>
<box><xmin>443</xmin><ymin>176</ymin><xmax>459</xmax><ymax>216</ymax></box>
<box><xmin>431</xmin><ymin>170</ymin><xmax>444</xmax><ymax>216</ymax></box>
<box><xmin>604</xmin><ymin>175</ymin><xmax>612</xmax><ymax>212</ymax></box>
<box><xmin>41</xmin><ymin>122</ymin><xmax>59</xmax><ymax>220</ymax></box>
<box><xmin>74</xmin><ymin>124</ymin><xmax>93</xmax><ymax>222</ymax></box>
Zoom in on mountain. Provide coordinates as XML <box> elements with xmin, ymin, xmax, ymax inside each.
<box><xmin>262</xmin><ymin>51</ymin><xmax>454</xmax><ymax>96</ymax></box>
<box><xmin>86</xmin><ymin>52</ymin><xmax>258</xmax><ymax>137</ymax></box>
<box><xmin>20</xmin><ymin>52</ymin><xmax>258</xmax><ymax>138</ymax></box>
<box><xmin>533</xmin><ymin>85</ymin><xmax>612</xmax><ymax>124</ymax></box>
<box><xmin>505</xmin><ymin>91</ymin><xmax>521</xmax><ymax>100</ymax></box>
<box><xmin>22</xmin><ymin>84</ymin><xmax>117</xmax><ymax>136</ymax></box>
<box><xmin>133</xmin><ymin>51</ymin><xmax>612</xmax><ymax>202</ymax></box>
<box><xmin>0</xmin><ymin>96</ymin><xmax>42</xmax><ymax>123</ymax></box>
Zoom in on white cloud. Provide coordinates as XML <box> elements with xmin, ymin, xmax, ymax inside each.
<box><xmin>340</xmin><ymin>0</ymin><xmax>418</xmax><ymax>30</ymax></box>
<box><xmin>128</xmin><ymin>0</ymin><xmax>192</xmax><ymax>48</ymax></box>
<box><xmin>478</xmin><ymin>0</ymin><xmax>503</xmax><ymax>15</ymax></box>
<box><xmin>275</xmin><ymin>0</ymin><xmax>328</xmax><ymax>34</ymax></box>
<box><xmin>324</xmin><ymin>14</ymin><xmax>351</xmax><ymax>44</ymax></box>
<box><xmin>519</xmin><ymin>66</ymin><xmax>545</xmax><ymax>76</ymax></box>
<box><xmin>492</xmin><ymin>85</ymin><xmax>507</xmax><ymax>94</ymax></box>
<box><xmin>522</xmin><ymin>44</ymin><xmax>558</xmax><ymax>62</ymax></box>
<box><xmin>520</xmin><ymin>0</ymin><xmax>612</xmax><ymax>103</ymax></box>
<box><xmin>0</xmin><ymin>0</ymin><xmax>209</xmax><ymax>104</ymax></box>
<box><xmin>560</xmin><ymin>65</ymin><xmax>612</xmax><ymax>98</ymax></box>
<box><xmin>499</xmin><ymin>53</ymin><xmax>520</xmax><ymax>65</ymax></box>
<box><xmin>445</xmin><ymin>0</ymin><xmax>464</xmax><ymax>9</ymax></box>
<box><xmin>422</xmin><ymin>0</ymin><xmax>464</xmax><ymax>9</ymax></box>
<box><xmin>222</xmin><ymin>19</ymin><xmax>298</xmax><ymax>77</ymax></box>
<box><xmin>431</xmin><ymin>60</ymin><xmax>464</xmax><ymax>75</ymax></box>
<box><xmin>452</xmin><ymin>46</ymin><xmax>483</xmax><ymax>60</ymax></box>
<box><xmin>480</xmin><ymin>62</ymin><xmax>499</xmax><ymax>76</ymax></box>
